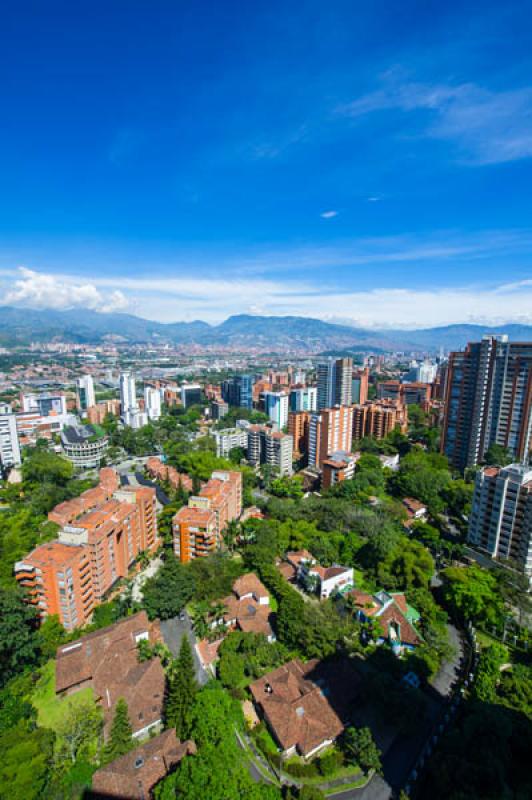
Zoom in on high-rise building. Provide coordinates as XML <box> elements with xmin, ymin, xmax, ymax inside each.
<box><xmin>351</xmin><ymin>368</ymin><xmax>369</xmax><ymax>405</ymax></box>
<box><xmin>221</xmin><ymin>375</ymin><xmax>255</xmax><ymax>409</ymax></box>
<box><xmin>352</xmin><ymin>400</ymin><xmax>408</xmax><ymax>441</ymax></box>
<box><xmin>0</xmin><ymin>411</ymin><xmax>21</xmax><ymax>470</ymax></box>
<box><xmin>247</xmin><ymin>425</ymin><xmax>293</xmax><ymax>475</ymax></box>
<box><xmin>144</xmin><ymin>387</ymin><xmax>162</xmax><ymax>420</ymax></box>
<box><xmin>120</xmin><ymin>372</ymin><xmax>137</xmax><ymax>415</ymax></box>
<box><xmin>289</xmin><ymin>387</ymin><xmax>317</xmax><ymax>412</ymax></box>
<box><xmin>181</xmin><ymin>384</ymin><xmax>203</xmax><ymax>409</ymax></box>
<box><xmin>308</xmin><ymin>406</ymin><xmax>354</xmax><ymax>469</ymax></box>
<box><xmin>468</xmin><ymin>463</ymin><xmax>532</xmax><ymax>581</ymax></box>
<box><xmin>377</xmin><ymin>381</ymin><xmax>432</xmax><ymax>407</ymax></box>
<box><xmin>211</xmin><ymin>400</ymin><xmax>229</xmax><ymax>420</ymax></box>
<box><xmin>441</xmin><ymin>336</ymin><xmax>532</xmax><ymax>472</ymax></box>
<box><xmin>214</xmin><ymin>427</ymin><xmax>249</xmax><ymax>458</ymax></box>
<box><xmin>76</xmin><ymin>375</ymin><xmax>96</xmax><ymax>412</ymax></box>
<box><xmin>288</xmin><ymin>411</ymin><xmax>311</xmax><ymax>458</ymax></box>
<box><xmin>173</xmin><ymin>470</ymin><xmax>242</xmax><ymax>562</ymax></box>
<box><xmin>317</xmin><ymin>358</ymin><xmax>353</xmax><ymax>410</ymax></box>
<box><xmin>263</xmin><ymin>391</ymin><xmax>289</xmax><ymax>429</ymax></box>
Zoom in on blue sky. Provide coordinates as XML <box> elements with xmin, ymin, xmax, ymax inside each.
<box><xmin>1</xmin><ymin>0</ymin><xmax>532</xmax><ymax>326</ymax></box>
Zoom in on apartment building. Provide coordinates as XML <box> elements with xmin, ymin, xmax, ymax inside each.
<box><xmin>263</xmin><ymin>391</ymin><xmax>289</xmax><ymax>429</ymax></box>
<box><xmin>211</xmin><ymin>399</ymin><xmax>229</xmax><ymax>420</ymax></box>
<box><xmin>352</xmin><ymin>367</ymin><xmax>369</xmax><ymax>405</ymax></box>
<box><xmin>308</xmin><ymin>406</ymin><xmax>354</xmax><ymax>469</ymax></box>
<box><xmin>15</xmin><ymin>469</ymin><xmax>159</xmax><ymax>629</ymax></box>
<box><xmin>144</xmin><ymin>386</ymin><xmax>162</xmax><ymax>420</ymax></box>
<box><xmin>377</xmin><ymin>380</ymin><xmax>432</xmax><ymax>407</ymax></box>
<box><xmin>21</xmin><ymin>391</ymin><xmax>67</xmax><ymax>415</ymax></box>
<box><xmin>468</xmin><ymin>463</ymin><xmax>532</xmax><ymax>580</ymax></box>
<box><xmin>288</xmin><ymin>410</ymin><xmax>310</xmax><ymax>458</ymax></box>
<box><xmin>173</xmin><ymin>470</ymin><xmax>242</xmax><ymax>563</ymax></box>
<box><xmin>247</xmin><ymin>424</ymin><xmax>293</xmax><ymax>475</ymax></box>
<box><xmin>317</xmin><ymin>358</ymin><xmax>353</xmax><ymax>410</ymax></box>
<box><xmin>441</xmin><ymin>335</ymin><xmax>532</xmax><ymax>472</ymax></box>
<box><xmin>87</xmin><ymin>398</ymin><xmax>121</xmax><ymax>424</ymax></box>
<box><xmin>352</xmin><ymin>400</ymin><xmax>408</xmax><ymax>441</ymax></box>
<box><xmin>321</xmin><ymin>450</ymin><xmax>359</xmax><ymax>489</ymax></box>
<box><xmin>0</xmin><ymin>411</ymin><xmax>21</xmax><ymax>470</ymax></box>
<box><xmin>146</xmin><ymin>456</ymin><xmax>194</xmax><ymax>492</ymax></box>
<box><xmin>214</xmin><ymin>426</ymin><xmax>248</xmax><ymax>458</ymax></box>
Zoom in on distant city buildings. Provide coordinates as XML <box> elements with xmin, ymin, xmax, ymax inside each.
<box><xmin>377</xmin><ymin>380</ymin><xmax>432</xmax><ymax>407</ymax></box>
<box><xmin>144</xmin><ymin>386</ymin><xmax>162</xmax><ymax>420</ymax></box>
<box><xmin>468</xmin><ymin>463</ymin><xmax>532</xmax><ymax>582</ymax></box>
<box><xmin>181</xmin><ymin>383</ymin><xmax>203</xmax><ymax>409</ymax></box>
<box><xmin>405</xmin><ymin>359</ymin><xmax>438</xmax><ymax>384</ymax></box>
<box><xmin>442</xmin><ymin>335</ymin><xmax>532</xmax><ymax>471</ymax></box>
<box><xmin>351</xmin><ymin>367</ymin><xmax>369</xmax><ymax>405</ymax></box>
<box><xmin>289</xmin><ymin>386</ymin><xmax>317</xmax><ymax>412</ymax></box>
<box><xmin>247</xmin><ymin>425</ymin><xmax>293</xmax><ymax>475</ymax></box>
<box><xmin>120</xmin><ymin>371</ymin><xmax>147</xmax><ymax>429</ymax></box>
<box><xmin>22</xmin><ymin>391</ymin><xmax>67</xmax><ymax>416</ymax></box>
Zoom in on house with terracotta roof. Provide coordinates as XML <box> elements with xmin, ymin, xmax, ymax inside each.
<box><xmin>249</xmin><ymin>659</ymin><xmax>344</xmax><ymax>759</ymax></box>
<box><xmin>347</xmin><ymin>589</ymin><xmax>422</xmax><ymax>652</ymax></box>
<box><xmin>90</xmin><ymin>729</ymin><xmax>196</xmax><ymax>799</ymax></box>
<box><xmin>285</xmin><ymin>550</ymin><xmax>354</xmax><ymax>599</ymax></box>
<box><xmin>402</xmin><ymin>496</ymin><xmax>428</xmax><ymax>529</ymax></box>
<box><xmin>55</xmin><ymin>611</ymin><xmax>165</xmax><ymax>739</ymax></box>
<box><xmin>221</xmin><ymin>572</ymin><xmax>275</xmax><ymax>641</ymax></box>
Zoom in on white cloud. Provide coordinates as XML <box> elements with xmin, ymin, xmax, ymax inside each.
<box><xmin>320</xmin><ymin>210</ymin><xmax>338</xmax><ymax>218</ymax></box>
<box><xmin>339</xmin><ymin>71</ymin><xmax>532</xmax><ymax>164</ymax></box>
<box><xmin>4</xmin><ymin>268</ymin><xmax>129</xmax><ymax>313</ymax></box>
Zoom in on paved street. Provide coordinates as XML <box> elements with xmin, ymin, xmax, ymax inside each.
<box><xmin>160</xmin><ymin>613</ymin><xmax>209</xmax><ymax>685</ymax></box>
<box><xmin>333</xmin><ymin>775</ymin><xmax>392</xmax><ymax>800</ymax></box>
<box><xmin>430</xmin><ymin>623</ymin><xmax>464</xmax><ymax>697</ymax></box>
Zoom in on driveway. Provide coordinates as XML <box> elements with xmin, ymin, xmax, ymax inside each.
<box><xmin>332</xmin><ymin>775</ymin><xmax>391</xmax><ymax>800</ymax></box>
<box><xmin>160</xmin><ymin>613</ymin><xmax>209</xmax><ymax>685</ymax></box>
<box><xmin>135</xmin><ymin>472</ymin><xmax>170</xmax><ymax>506</ymax></box>
<box><xmin>430</xmin><ymin>623</ymin><xmax>464</xmax><ymax>697</ymax></box>
<box><xmin>131</xmin><ymin>557</ymin><xmax>162</xmax><ymax>603</ymax></box>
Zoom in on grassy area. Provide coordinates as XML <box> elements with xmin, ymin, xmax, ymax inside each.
<box><xmin>352</xmin><ymin>568</ymin><xmax>376</xmax><ymax>593</ymax></box>
<box><xmin>30</xmin><ymin>660</ymin><xmax>96</xmax><ymax>731</ymax></box>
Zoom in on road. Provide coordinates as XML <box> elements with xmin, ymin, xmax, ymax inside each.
<box><xmin>160</xmin><ymin>612</ymin><xmax>209</xmax><ymax>686</ymax></box>
<box><xmin>332</xmin><ymin>775</ymin><xmax>391</xmax><ymax>800</ymax></box>
<box><xmin>430</xmin><ymin>623</ymin><xmax>464</xmax><ymax>697</ymax></box>
<box><xmin>135</xmin><ymin>471</ymin><xmax>170</xmax><ymax>505</ymax></box>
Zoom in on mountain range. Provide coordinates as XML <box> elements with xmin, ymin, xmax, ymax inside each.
<box><xmin>0</xmin><ymin>305</ymin><xmax>530</xmax><ymax>352</ymax></box>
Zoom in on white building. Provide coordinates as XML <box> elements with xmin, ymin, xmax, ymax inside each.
<box><xmin>60</xmin><ymin>424</ymin><xmax>108</xmax><ymax>469</ymax></box>
<box><xmin>214</xmin><ymin>427</ymin><xmax>248</xmax><ymax>458</ymax></box>
<box><xmin>263</xmin><ymin>391</ymin><xmax>289</xmax><ymax>429</ymax></box>
<box><xmin>22</xmin><ymin>392</ymin><xmax>67</xmax><ymax>416</ymax></box>
<box><xmin>76</xmin><ymin>375</ymin><xmax>95</xmax><ymax>412</ymax></box>
<box><xmin>120</xmin><ymin>372</ymin><xmax>137</xmax><ymax>416</ymax></box>
<box><xmin>0</xmin><ymin>412</ymin><xmax>21</xmax><ymax>470</ymax></box>
<box><xmin>247</xmin><ymin>426</ymin><xmax>293</xmax><ymax>476</ymax></box>
<box><xmin>144</xmin><ymin>387</ymin><xmax>162</xmax><ymax>421</ymax></box>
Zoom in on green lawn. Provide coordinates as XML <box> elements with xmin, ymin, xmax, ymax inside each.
<box><xmin>30</xmin><ymin>660</ymin><xmax>96</xmax><ymax>731</ymax></box>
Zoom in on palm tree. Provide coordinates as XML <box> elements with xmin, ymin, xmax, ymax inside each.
<box><xmin>224</xmin><ymin>519</ymin><xmax>240</xmax><ymax>553</ymax></box>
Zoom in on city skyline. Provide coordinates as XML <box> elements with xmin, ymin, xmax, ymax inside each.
<box><xmin>1</xmin><ymin>2</ymin><xmax>532</xmax><ymax>326</ymax></box>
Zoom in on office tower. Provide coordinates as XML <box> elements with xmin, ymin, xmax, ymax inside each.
<box><xmin>264</xmin><ymin>391</ymin><xmax>289</xmax><ymax>429</ymax></box>
<box><xmin>288</xmin><ymin>411</ymin><xmax>311</xmax><ymax>457</ymax></box>
<box><xmin>468</xmin><ymin>463</ymin><xmax>532</xmax><ymax>580</ymax></box>
<box><xmin>247</xmin><ymin>425</ymin><xmax>293</xmax><ymax>475</ymax></box>
<box><xmin>120</xmin><ymin>372</ymin><xmax>137</xmax><ymax>415</ymax></box>
<box><xmin>317</xmin><ymin>358</ymin><xmax>352</xmax><ymax>410</ymax></box>
<box><xmin>221</xmin><ymin>375</ymin><xmax>255</xmax><ymax>409</ymax></box>
<box><xmin>308</xmin><ymin>406</ymin><xmax>354</xmax><ymax>469</ymax></box>
<box><xmin>0</xmin><ymin>411</ymin><xmax>21</xmax><ymax>470</ymax></box>
<box><xmin>289</xmin><ymin>387</ymin><xmax>317</xmax><ymax>412</ymax></box>
<box><xmin>144</xmin><ymin>386</ymin><xmax>162</xmax><ymax>420</ymax></box>
<box><xmin>76</xmin><ymin>375</ymin><xmax>95</xmax><ymax>412</ymax></box>
<box><xmin>441</xmin><ymin>336</ymin><xmax>532</xmax><ymax>472</ymax></box>
<box><xmin>211</xmin><ymin>400</ymin><xmax>229</xmax><ymax>420</ymax></box>
<box><xmin>181</xmin><ymin>383</ymin><xmax>203</xmax><ymax>409</ymax></box>
<box><xmin>351</xmin><ymin>368</ymin><xmax>369</xmax><ymax>405</ymax></box>
<box><xmin>352</xmin><ymin>400</ymin><xmax>408</xmax><ymax>441</ymax></box>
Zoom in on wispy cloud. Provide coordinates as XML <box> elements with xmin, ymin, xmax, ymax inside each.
<box><xmin>338</xmin><ymin>69</ymin><xmax>532</xmax><ymax>164</ymax></box>
<box><xmin>320</xmin><ymin>210</ymin><xmax>338</xmax><ymax>219</ymax></box>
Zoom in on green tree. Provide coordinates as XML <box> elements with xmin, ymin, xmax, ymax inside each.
<box><xmin>0</xmin><ymin>588</ymin><xmax>39</xmax><ymax>688</ymax></box>
<box><xmin>142</xmin><ymin>556</ymin><xmax>195</xmax><ymax>620</ymax></box>
<box><xmin>342</xmin><ymin>726</ymin><xmax>382</xmax><ymax>775</ymax></box>
<box><xmin>483</xmin><ymin>444</ymin><xmax>512</xmax><ymax>466</ymax></box>
<box><xmin>0</xmin><ymin>721</ymin><xmax>55</xmax><ymax>800</ymax></box>
<box><xmin>36</xmin><ymin>614</ymin><xmax>67</xmax><ymax>661</ymax></box>
<box><xmin>54</xmin><ymin>697</ymin><xmax>103</xmax><ymax>765</ymax></box>
<box><xmin>440</xmin><ymin>564</ymin><xmax>503</xmax><ymax>625</ymax></box>
<box><xmin>103</xmin><ymin>698</ymin><xmax>133</xmax><ymax>763</ymax></box>
<box><xmin>165</xmin><ymin>637</ymin><xmax>198</xmax><ymax>738</ymax></box>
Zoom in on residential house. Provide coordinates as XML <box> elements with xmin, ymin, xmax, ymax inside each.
<box><xmin>347</xmin><ymin>590</ymin><xmax>422</xmax><ymax>652</ymax></box>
